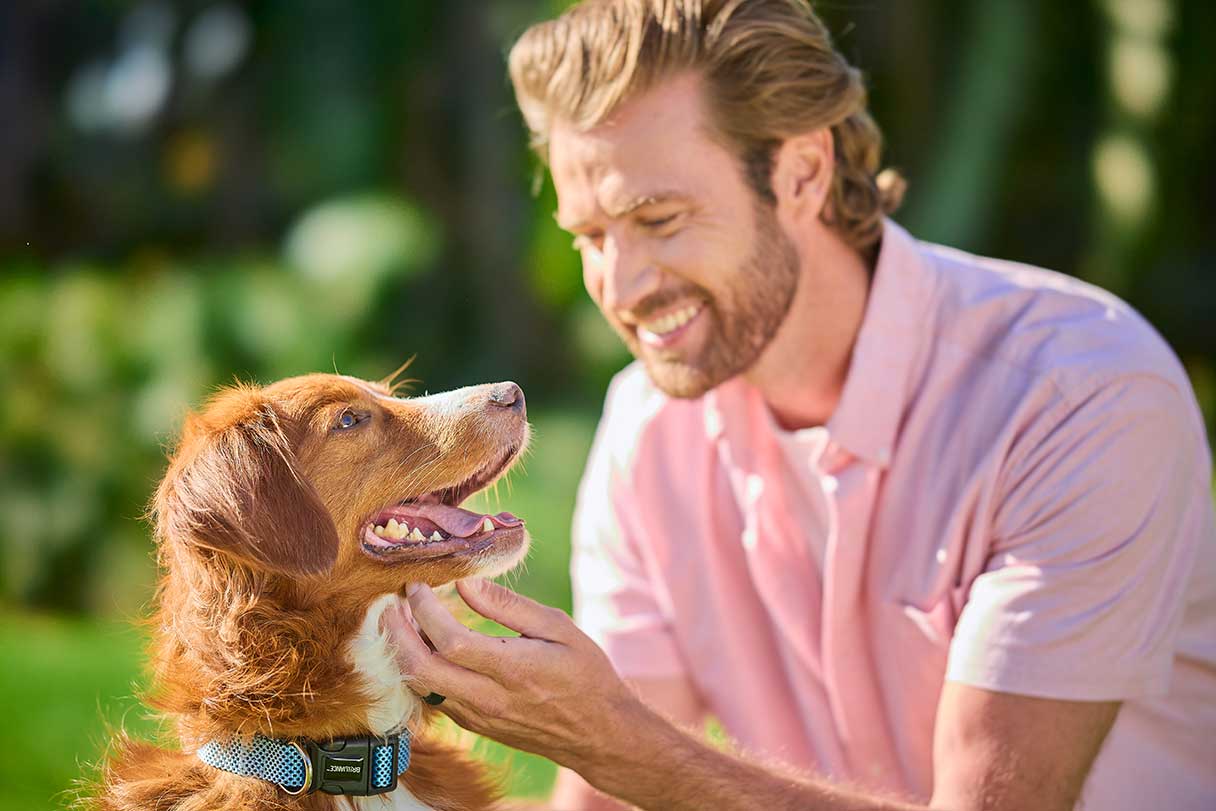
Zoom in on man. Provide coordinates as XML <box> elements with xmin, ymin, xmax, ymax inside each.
<box><xmin>386</xmin><ymin>1</ymin><xmax>1216</xmax><ymax>809</ymax></box>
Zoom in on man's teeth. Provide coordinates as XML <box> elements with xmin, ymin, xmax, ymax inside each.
<box><xmin>641</xmin><ymin>304</ymin><xmax>700</xmax><ymax>336</ymax></box>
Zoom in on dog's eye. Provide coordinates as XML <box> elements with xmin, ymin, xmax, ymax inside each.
<box><xmin>332</xmin><ymin>409</ymin><xmax>369</xmax><ymax>431</ymax></box>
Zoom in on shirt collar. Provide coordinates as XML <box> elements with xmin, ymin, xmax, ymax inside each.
<box><xmin>825</xmin><ymin>218</ymin><xmax>937</xmax><ymax>468</ymax></box>
<box><xmin>703</xmin><ymin>219</ymin><xmax>936</xmax><ymax>469</ymax></box>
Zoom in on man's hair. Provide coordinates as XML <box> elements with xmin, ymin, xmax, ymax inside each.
<box><xmin>508</xmin><ymin>0</ymin><xmax>905</xmax><ymax>253</ymax></box>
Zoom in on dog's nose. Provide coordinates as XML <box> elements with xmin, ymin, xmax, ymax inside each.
<box><xmin>488</xmin><ymin>382</ymin><xmax>525</xmax><ymax>416</ymax></box>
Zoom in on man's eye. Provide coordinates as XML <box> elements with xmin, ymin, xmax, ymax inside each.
<box><xmin>333</xmin><ymin>410</ymin><xmax>368</xmax><ymax>431</ymax></box>
<box><xmin>639</xmin><ymin>213</ymin><xmax>680</xmax><ymax>231</ymax></box>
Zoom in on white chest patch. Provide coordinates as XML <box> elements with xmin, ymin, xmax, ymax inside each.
<box><xmin>344</xmin><ymin>594</ymin><xmax>430</xmax><ymax>809</ymax></box>
<box><xmin>347</xmin><ymin>593</ymin><xmax>423</xmax><ymax>736</ymax></box>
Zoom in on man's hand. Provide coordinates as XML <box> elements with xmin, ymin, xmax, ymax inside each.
<box><xmin>383</xmin><ymin>580</ymin><xmax>644</xmax><ymax>774</ymax></box>
<box><xmin>383</xmin><ymin>582</ymin><xmax>1120</xmax><ymax>811</ymax></box>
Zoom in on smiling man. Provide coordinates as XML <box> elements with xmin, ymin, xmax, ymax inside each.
<box><xmin>386</xmin><ymin>2</ymin><xmax>1216</xmax><ymax>809</ymax></box>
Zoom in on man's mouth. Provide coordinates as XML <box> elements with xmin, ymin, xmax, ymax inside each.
<box><xmin>636</xmin><ymin>301</ymin><xmax>704</xmax><ymax>348</ymax></box>
<box><xmin>360</xmin><ymin>445</ymin><xmax>525</xmax><ymax>561</ymax></box>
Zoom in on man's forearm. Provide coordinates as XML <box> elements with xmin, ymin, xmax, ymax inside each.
<box><xmin>572</xmin><ymin>699</ymin><xmax>921</xmax><ymax>811</ymax></box>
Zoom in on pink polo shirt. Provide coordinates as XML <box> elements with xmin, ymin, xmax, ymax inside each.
<box><xmin>571</xmin><ymin>220</ymin><xmax>1216</xmax><ymax>808</ymax></box>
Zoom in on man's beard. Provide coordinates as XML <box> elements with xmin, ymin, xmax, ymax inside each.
<box><xmin>618</xmin><ymin>203</ymin><xmax>800</xmax><ymax>399</ymax></box>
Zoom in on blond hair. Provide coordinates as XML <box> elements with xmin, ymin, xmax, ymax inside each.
<box><xmin>509</xmin><ymin>0</ymin><xmax>905</xmax><ymax>253</ymax></box>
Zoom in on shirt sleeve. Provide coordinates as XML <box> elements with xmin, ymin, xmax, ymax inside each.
<box><xmin>569</xmin><ymin>371</ymin><xmax>688</xmax><ymax>681</ymax></box>
<box><xmin>946</xmin><ymin>374</ymin><xmax>1208</xmax><ymax>700</ymax></box>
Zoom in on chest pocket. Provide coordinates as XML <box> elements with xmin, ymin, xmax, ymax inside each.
<box><xmin>896</xmin><ymin>588</ymin><xmax>965</xmax><ymax>651</ymax></box>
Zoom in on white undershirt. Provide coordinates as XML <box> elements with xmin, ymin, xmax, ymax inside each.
<box><xmin>770</xmin><ymin>421</ymin><xmax>834</xmax><ymax>570</ymax></box>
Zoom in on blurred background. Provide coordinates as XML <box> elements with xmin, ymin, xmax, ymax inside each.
<box><xmin>1</xmin><ymin>0</ymin><xmax>1212</xmax><ymax>808</ymax></box>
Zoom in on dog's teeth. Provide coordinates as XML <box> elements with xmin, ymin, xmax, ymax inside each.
<box><xmin>481</xmin><ymin>517</ymin><xmax>494</xmax><ymax>533</ymax></box>
<box><xmin>386</xmin><ymin>518</ymin><xmax>401</xmax><ymax>537</ymax></box>
<box><xmin>373</xmin><ymin>525</ymin><xmax>386</xmax><ymax>536</ymax></box>
<box><xmin>429</xmin><ymin>531</ymin><xmax>443</xmax><ymax>541</ymax></box>
<box><xmin>408</xmin><ymin>527</ymin><xmax>426</xmax><ymax>542</ymax></box>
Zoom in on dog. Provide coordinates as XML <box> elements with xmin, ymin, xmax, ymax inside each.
<box><xmin>93</xmin><ymin>372</ymin><xmax>531</xmax><ymax>810</ymax></box>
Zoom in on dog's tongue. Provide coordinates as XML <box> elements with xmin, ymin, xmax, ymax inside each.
<box><xmin>404</xmin><ymin>503</ymin><xmax>520</xmax><ymax>537</ymax></box>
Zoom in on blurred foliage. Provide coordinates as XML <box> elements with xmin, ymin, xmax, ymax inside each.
<box><xmin>0</xmin><ymin>198</ymin><xmax>439</xmax><ymax>610</ymax></box>
<box><xmin>1</xmin><ymin>0</ymin><xmax>1212</xmax><ymax>612</ymax></box>
<box><xmin>0</xmin><ymin>0</ymin><xmax>1213</xmax><ymax>804</ymax></box>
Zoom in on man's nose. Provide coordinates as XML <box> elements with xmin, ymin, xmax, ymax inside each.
<box><xmin>599</xmin><ymin>236</ymin><xmax>660</xmax><ymax>316</ymax></box>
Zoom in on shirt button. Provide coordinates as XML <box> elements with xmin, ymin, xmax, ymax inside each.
<box><xmin>747</xmin><ymin>474</ymin><xmax>764</xmax><ymax>502</ymax></box>
<box><xmin>704</xmin><ymin>405</ymin><xmax>721</xmax><ymax>437</ymax></box>
<box><xmin>821</xmin><ymin>475</ymin><xmax>838</xmax><ymax>494</ymax></box>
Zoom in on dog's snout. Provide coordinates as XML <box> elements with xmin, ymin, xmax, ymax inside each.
<box><xmin>488</xmin><ymin>382</ymin><xmax>525</xmax><ymax>416</ymax></box>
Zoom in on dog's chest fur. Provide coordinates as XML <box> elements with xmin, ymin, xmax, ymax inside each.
<box><xmin>346</xmin><ymin>593</ymin><xmax>430</xmax><ymax>810</ymax></box>
<box><xmin>350</xmin><ymin>594</ymin><xmax>420</xmax><ymax>737</ymax></box>
<box><xmin>341</xmin><ymin>793</ymin><xmax>434</xmax><ymax>811</ymax></box>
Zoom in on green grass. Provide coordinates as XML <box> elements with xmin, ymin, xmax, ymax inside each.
<box><xmin>0</xmin><ymin>612</ymin><xmax>156</xmax><ymax>810</ymax></box>
<box><xmin>0</xmin><ymin>408</ymin><xmax>598</xmax><ymax>811</ymax></box>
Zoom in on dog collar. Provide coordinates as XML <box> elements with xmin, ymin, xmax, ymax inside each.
<box><xmin>197</xmin><ymin>730</ymin><xmax>410</xmax><ymax>796</ymax></box>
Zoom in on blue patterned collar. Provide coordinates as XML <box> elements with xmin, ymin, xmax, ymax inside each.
<box><xmin>198</xmin><ymin>730</ymin><xmax>411</xmax><ymax>796</ymax></box>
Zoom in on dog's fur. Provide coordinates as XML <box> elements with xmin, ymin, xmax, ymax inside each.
<box><xmin>91</xmin><ymin>373</ymin><xmax>531</xmax><ymax>811</ymax></box>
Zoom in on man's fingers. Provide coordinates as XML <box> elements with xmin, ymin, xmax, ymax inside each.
<box><xmin>456</xmin><ymin>579</ymin><xmax>573</xmax><ymax>642</ymax></box>
<box><xmin>381</xmin><ymin>598</ymin><xmax>429</xmax><ymax>666</ymax></box>
<box><xmin>408</xmin><ymin>584</ymin><xmax>506</xmax><ymax>670</ymax></box>
<box><xmin>381</xmin><ymin>596</ymin><xmax>495</xmax><ymax>699</ymax></box>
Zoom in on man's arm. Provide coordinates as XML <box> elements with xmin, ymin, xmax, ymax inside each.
<box><xmin>569</xmin><ymin>681</ymin><xmax>1117</xmax><ymax>811</ymax></box>
<box><xmin>551</xmin><ymin>676</ymin><xmax>706</xmax><ymax>811</ymax></box>
<box><xmin>389</xmin><ymin>581</ymin><xmax>1119</xmax><ymax>811</ymax></box>
<box><xmin>930</xmin><ymin>683</ymin><xmax>1118</xmax><ymax>809</ymax></box>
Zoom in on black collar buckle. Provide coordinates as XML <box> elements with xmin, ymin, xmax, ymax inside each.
<box><xmin>301</xmin><ymin>733</ymin><xmax>403</xmax><ymax>796</ymax></box>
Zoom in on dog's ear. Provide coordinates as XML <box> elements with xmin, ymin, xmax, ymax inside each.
<box><xmin>155</xmin><ymin>389</ymin><xmax>339</xmax><ymax>576</ymax></box>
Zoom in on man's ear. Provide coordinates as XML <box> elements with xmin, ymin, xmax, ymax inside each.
<box><xmin>771</xmin><ymin>128</ymin><xmax>834</xmax><ymax>220</ymax></box>
<box><xmin>154</xmin><ymin>393</ymin><xmax>339</xmax><ymax>577</ymax></box>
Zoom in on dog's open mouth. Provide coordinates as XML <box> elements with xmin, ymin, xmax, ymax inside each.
<box><xmin>360</xmin><ymin>445</ymin><xmax>525</xmax><ymax>562</ymax></box>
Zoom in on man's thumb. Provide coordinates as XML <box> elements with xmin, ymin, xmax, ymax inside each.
<box><xmin>456</xmin><ymin>579</ymin><xmax>569</xmax><ymax>641</ymax></box>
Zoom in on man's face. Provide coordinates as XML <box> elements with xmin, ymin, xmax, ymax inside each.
<box><xmin>549</xmin><ymin>74</ymin><xmax>800</xmax><ymax>399</ymax></box>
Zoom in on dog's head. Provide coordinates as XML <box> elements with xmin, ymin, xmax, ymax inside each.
<box><xmin>154</xmin><ymin>372</ymin><xmax>529</xmax><ymax>600</ymax></box>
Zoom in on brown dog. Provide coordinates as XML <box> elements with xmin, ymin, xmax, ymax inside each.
<box><xmin>94</xmin><ymin>373</ymin><xmax>530</xmax><ymax>810</ymax></box>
